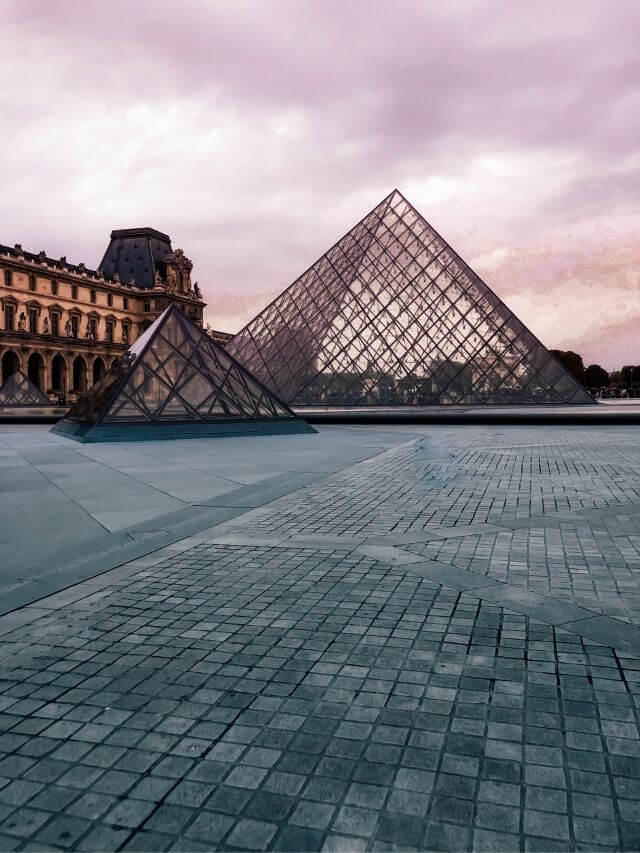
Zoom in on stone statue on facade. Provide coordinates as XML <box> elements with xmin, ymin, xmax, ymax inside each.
<box><xmin>163</xmin><ymin>249</ymin><xmax>193</xmax><ymax>294</ymax></box>
<box><xmin>43</xmin><ymin>316</ymin><xmax>50</xmax><ymax>334</ymax></box>
<box><xmin>65</xmin><ymin>319</ymin><xmax>72</xmax><ymax>337</ymax></box>
<box><xmin>18</xmin><ymin>312</ymin><xmax>26</xmax><ymax>332</ymax></box>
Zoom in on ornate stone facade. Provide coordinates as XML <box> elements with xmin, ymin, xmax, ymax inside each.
<box><xmin>0</xmin><ymin>228</ymin><xmax>208</xmax><ymax>403</ymax></box>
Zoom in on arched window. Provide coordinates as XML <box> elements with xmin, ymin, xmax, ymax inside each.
<box><xmin>92</xmin><ymin>357</ymin><xmax>105</xmax><ymax>385</ymax></box>
<box><xmin>72</xmin><ymin>356</ymin><xmax>88</xmax><ymax>392</ymax></box>
<box><xmin>1</xmin><ymin>351</ymin><xmax>19</xmax><ymax>384</ymax></box>
<box><xmin>27</xmin><ymin>352</ymin><xmax>45</xmax><ymax>390</ymax></box>
<box><xmin>51</xmin><ymin>355</ymin><xmax>66</xmax><ymax>392</ymax></box>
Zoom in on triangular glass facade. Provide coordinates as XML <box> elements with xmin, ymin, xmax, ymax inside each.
<box><xmin>54</xmin><ymin>306</ymin><xmax>308</xmax><ymax>439</ymax></box>
<box><xmin>227</xmin><ymin>190</ymin><xmax>593</xmax><ymax>406</ymax></box>
<box><xmin>0</xmin><ymin>371</ymin><xmax>54</xmax><ymax>407</ymax></box>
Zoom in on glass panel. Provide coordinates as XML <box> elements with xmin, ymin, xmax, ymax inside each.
<box><xmin>0</xmin><ymin>370</ymin><xmax>52</xmax><ymax>407</ymax></box>
<box><xmin>227</xmin><ymin>190</ymin><xmax>593</xmax><ymax>406</ymax></box>
<box><xmin>57</xmin><ymin>306</ymin><xmax>298</xmax><ymax>425</ymax></box>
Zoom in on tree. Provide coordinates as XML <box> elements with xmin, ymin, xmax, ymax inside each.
<box><xmin>550</xmin><ymin>350</ymin><xmax>585</xmax><ymax>384</ymax></box>
<box><xmin>621</xmin><ymin>365</ymin><xmax>640</xmax><ymax>387</ymax></box>
<box><xmin>584</xmin><ymin>364</ymin><xmax>609</xmax><ymax>388</ymax></box>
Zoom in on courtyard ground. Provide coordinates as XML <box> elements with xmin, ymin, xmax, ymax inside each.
<box><xmin>0</xmin><ymin>423</ymin><xmax>639</xmax><ymax>851</ymax></box>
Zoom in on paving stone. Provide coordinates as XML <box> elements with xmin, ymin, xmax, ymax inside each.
<box><xmin>226</xmin><ymin>817</ymin><xmax>278</xmax><ymax>850</ymax></box>
<box><xmin>77</xmin><ymin>825</ymin><xmax>130</xmax><ymax>851</ymax></box>
<box><xmin>35</xmin><ymin>815</ymin><xmax>91</xmax><ymax>849</ymax></box>
<box><xmin>4</xmin><ymin>425</ymin><xmax>640</xmax><ymax>851</ymax></box>
<box><xmin>184</xmin><ymin>810</ymin><xmax>233</xmax><ymax>843</ymax></box>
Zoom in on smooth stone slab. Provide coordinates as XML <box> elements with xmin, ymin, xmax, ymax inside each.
<box><xmin>402</xmin><ymin>560</ymin><xmax>503</xmax><ymax>591</ymax></box>
<box><xmin>288</xmin><ymin>534</ymin><xmax>364</xmax><ymax>549</ymax></box>
<box><xmin>562</xmin><ymin>615</ymin><xmax>640</xmax><ymax>656</ymax></box>
<box><xmin>475</xmin><ymin>585</ymin><xmax>595</xmax><ymax>625</ymax></box>
<box><xmin>498</xmin><ymin>516</ymin><xmax>564</xmax><ymax>530</ymax></box>
<box><xmin>413</xmin><ymin>524</ymin><xmax>503</xmax><ymax>539</ymax></box>
<box><xmin>367</xmin><ymin>530</ymin><xmax>453</xmax><ymax>546</ymax></box>
<box><xmin>356</xmin><ymin>544</ymin><xmax>429</xmax><ymax>565</ymax></box>
<box><xmin>195</xmin><ymin>472</ymin><xmax>325</xmax><ymax>508</ymax></box>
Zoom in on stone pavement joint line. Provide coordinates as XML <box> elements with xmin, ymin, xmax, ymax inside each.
<box><xmin>0</xmin><ymin>425</ymin><xmax>639</xmax><ymax>851</ymax></box>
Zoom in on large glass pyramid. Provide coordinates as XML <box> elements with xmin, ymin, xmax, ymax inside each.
<box><xmin>52</xmin><ymin>305</ymin><xmax>314</xmax><ymax>442</ymax></box>
<box><xmin>0</xmin><ymin>371</ymin><xmax>55</xmax><ymax>407</ymax></box>
<box><xmin>227</xmin><ymin>190</ymin><xmax>593</xmax><ymax>406</ymax></box>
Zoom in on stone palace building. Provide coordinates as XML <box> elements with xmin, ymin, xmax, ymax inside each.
<box><xmin>0</xmin><ymin>227</ymin><xmax>229</xmax><ymax>403</ymax></box>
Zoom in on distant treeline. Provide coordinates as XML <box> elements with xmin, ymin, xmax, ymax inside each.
<box><xmin>550</xmin><ymin>350</ymin><xmax>639</xmax><ymax>389</ymax></box>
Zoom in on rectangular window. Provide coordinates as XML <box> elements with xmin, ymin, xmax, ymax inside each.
<box><xmin>123</xmin><ymin>296</ymin><xmax>129</xmax><ymax>310</ymax></box>
<box><xmin>4</xmin><ymin>303</ymin><xmax>15</xmax><ymax>330</ymax></box>
<box><xmin>71</xmin><ymin>284</ymin><xmax>78</xmax><ymax>299</ymax></box>
<box><xmin>51</xmin><ymin>312</ymin><xmax>59</xmax><ymax>336</ymax></box>
<box><xmin>71</xmin><ymin>315</ymin><xmax>79</xmax><ymax>338</ymax></box>
<box><xmin>29</xmin><ymin>274</ymin><xmax>36</xmax><ymax>291</ymax></box>
<box><xmin>29</xmin><ymin>307</ymin><xmax>38</xmax><ymax>334</ymax></box>
<box><xmin>107</xmin><ymin>292</ymin><xmax>113</xmax><ymax>307</ymax></box>
<box><xmin>106</xmin><ymin>320</ymin><xmax>114</xmax><ymax>343</ymax></box>
<box><xmin>4</xmin><ymin>269</ymin><xmax>11</xmax><ymax>287</ymax></box>
<box><xmin>51</xmin><ymin>279</ymin><xmax>58</xmax><ymax>295</ymax></box>
<box><xmin>90</xmin><ymin>290</ymin><xmax>96</xmax><ymax>303</ymax></box>
<box><xmin>144</xmin><ymin>300</ymin><xmax>151</xmax><ymax>313</ymax></box>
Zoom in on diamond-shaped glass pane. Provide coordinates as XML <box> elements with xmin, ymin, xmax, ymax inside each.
<box><xmin>227</xmin><ymin>191</ymin><xmax>592</xmax><ymax>406</ymax></box>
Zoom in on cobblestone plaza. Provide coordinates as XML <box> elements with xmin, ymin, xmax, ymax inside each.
<box><xmin>0</xmin><ymin>424</ymin><xmax>639</xmax><ymax>851</ymax></box>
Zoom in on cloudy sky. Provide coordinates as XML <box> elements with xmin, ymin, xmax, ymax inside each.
<box><xmin>1</xmin><ymin>0</ymin><xmax>639</xmax><ymax>369</ymax></box>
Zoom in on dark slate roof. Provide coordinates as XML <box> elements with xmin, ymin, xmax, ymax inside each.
<box><xmin>98</xmin><ymin>227</ymin><xmax>173</xmax><ymax>289</ymax></box>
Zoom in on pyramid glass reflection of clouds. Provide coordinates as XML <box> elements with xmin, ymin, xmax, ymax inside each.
<box><xmin>51</xmin><ymin>305</ymin><xmax>314</xmax><ymax>442</ymax></box>
<box><xmin>227</xmin><ymin>190</ymin><xmax>593</xmax><ymax>407</ymax></box>
<box><xmin>0</xmin><ymin>371</ymin><xmax>55</xmax><ymax>407</ymax></box>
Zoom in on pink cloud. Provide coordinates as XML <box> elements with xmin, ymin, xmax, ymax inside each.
<box><xmin>1</xmin><ymin>0</ymin><xmax>639</xmax><ymax>368</ymax></box>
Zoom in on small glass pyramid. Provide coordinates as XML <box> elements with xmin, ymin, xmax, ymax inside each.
<box><xmin>51</xmin><ymin>305</ymin><xmax>314</xmax><ymax>442</ymax></box>
<box><xmin>227</xmin><ymin>190</ymin><xmax>593</xmax><ymax>407</ymax></box>
<box><xmin>0</xmin><ymin>370</ymin><xmax>55</xmax><ymax>407</ymax></box>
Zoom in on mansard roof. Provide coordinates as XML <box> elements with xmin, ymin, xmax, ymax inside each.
<box><xmin>98</xmin><ymin>227</ymin><xmax>174</xmax><ymax>289</ymax></box>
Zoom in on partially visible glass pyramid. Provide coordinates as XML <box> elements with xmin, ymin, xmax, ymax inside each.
<box><xmin>227</xmin><ymin>190</ymin><xmax>593</xmax><ymax>406</ymax></box>
<box><xmin>52</xmin><ymin>305</ymin><xmax>314</xmax><ymax>442</ymax></box>
<box><xmin>0</xmin><ymin>370</ymin><xmax>54</xmax><ymax>407</ymax></box>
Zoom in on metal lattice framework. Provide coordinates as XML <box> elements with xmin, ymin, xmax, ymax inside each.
<box><xmin>0</xmin><ymin>371</ymin><xmax>54</xmax><ymax>407</ymax></box>
<box><xmin>227</xmin><ymin>190</ymin><xmax>593</xmax><ymax>406</ymax></box>
<box><xmin>62</xmin><ymin>305</ymin><xmax>298</xmax><ymax>426</ymax></box>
